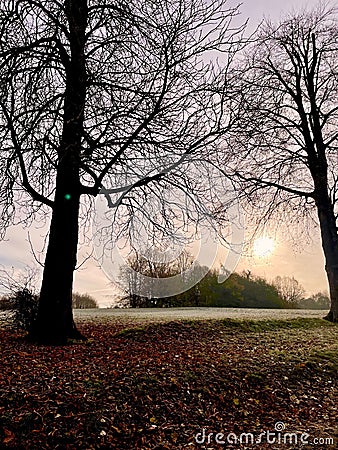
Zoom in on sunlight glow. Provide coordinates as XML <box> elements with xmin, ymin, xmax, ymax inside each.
<box><xmin>253</xmin><ymin>236</ymin><xmax>275</xmax><ymax>257</ymax></box>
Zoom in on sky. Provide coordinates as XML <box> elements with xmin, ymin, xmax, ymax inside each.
<box><xmin>232</xmin><ymin>0</ymin><xmax>328</xmax><ymax>295</ymax></box>
<box><xmin>0</xmin><ymin>0</ymin><xmax>331</xmax><ymax>306</ymax></box>
<box><xmin>240</xmin><ymin>0</ymin><xmax>322</xmax><ymax>25</ymax></box>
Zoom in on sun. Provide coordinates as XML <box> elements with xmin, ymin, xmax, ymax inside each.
<box><xmin>253</xmin><ymin>236</ymin><xmax>275</xmax><ymax>257</ymax></box>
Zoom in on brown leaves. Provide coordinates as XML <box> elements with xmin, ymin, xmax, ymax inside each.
<box><xmin>3</xmin><ymin>429</ymin><xmax>15</xmax><ymax>445</ymax></box>
<box><xmin>0</xmin><ymin>320</ymin><xmax>337</xmax><ymax>448</ymax></box>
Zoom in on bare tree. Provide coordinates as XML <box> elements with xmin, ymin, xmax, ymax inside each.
<box><xmin>120</xmin><ymin>252</ymin><xmax>153</xmax><ymax>308</ymax></box>
<box><xmin>273</xmin><ymin>275</ymin><xmax>305</xmax><ymax>305</ymax></box>
<box><xmin>0</xmin><ymin>0</ymin><xmax>245</xmax><ymax>343</ymax></box>
<box><xmin>119</xmin><ymin>249</ymin><xmax>202</xmax><ymax>307</ymax></box>
<box><xmin>221</xmin><ymin>6</ymin><xmax>338</xmax><ymax>321</ymax></box>
<box><xmin>72</xmin><ymin>292</ymin><xmax>98</xmax><ymax>309</ymax></box>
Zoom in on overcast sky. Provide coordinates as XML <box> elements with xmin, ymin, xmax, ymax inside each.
<box><xmin>241</xmin><ymin>0</ymin><xmax>322</xmax><ymax>23</ymax></box>
<box><xmin>0</xmin><ymin>0</ymin><xmax>331</xmax><ymax>306</ymax></box>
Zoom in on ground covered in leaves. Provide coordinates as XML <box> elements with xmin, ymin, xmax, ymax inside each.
<box><xmin>0</xmin><ymin>317</ymin><xmax>337</xmax><ymax>449</ymax></box>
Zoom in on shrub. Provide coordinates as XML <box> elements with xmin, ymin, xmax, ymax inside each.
<box><xmin>0</xmin><ymin>267</ymin><xmax>39</xmax><ymax>330</ymax></box>
<box><xmin>12</xmin><ymin>288</ymin><xmax>39</xmax><ymax>332</ymax></box>
<box><xmin>0</xmin><ymin>295</ymin><xmax>14</xmax><ymax>311</ymax></box>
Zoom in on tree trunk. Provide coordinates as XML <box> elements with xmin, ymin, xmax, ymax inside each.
<box><xmin>315</xmin><ymin>187</ymin><xmax>338</xmax><ymax>322</ymax></box>
<box><xmin>32</xmin><ymin>170</ymin><xmax>82</xmax><ymax>344</ymax></box>
<box><xmin>32</xmin><ymin>0</ymin><xmax>88</xmax><ymax>344</ymax></box>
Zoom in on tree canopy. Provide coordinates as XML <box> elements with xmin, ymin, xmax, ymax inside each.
<box><xmin>0</xmin><ymin>0</ymin><xmax>245</xmax><ymax>342</ymax></box>
<box><xmin>218</xmin><ymin>5</ymin><xmax>338</xmax><ymax>321</ymax></box>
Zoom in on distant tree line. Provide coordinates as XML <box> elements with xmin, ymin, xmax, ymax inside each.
<box><xmin>297</xmin><ymin>292</ymin><xmax>330</xmax><ymax>310</ymax></box>
<box><xmin>118</xmin><ymin>255</ymin><xmax>329</xmax><ymax>310</ymax></box>
<box><xmin>120</xmin><ymin>270</ymin><xmax>285</xmax><ymax>309</ymax></box>
<box><xmin>0</xmin><ymin>291</ymin><xmax>98</xmax><ymax>311</ymax></box>
<box><xmin>72</xmin><ymin>292</ymin><xmax>98</xmax><ymax>309</ymax></box>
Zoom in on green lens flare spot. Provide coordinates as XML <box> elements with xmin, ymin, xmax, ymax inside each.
<box><xmin>64</xmin><ymin>194</ymin><xmax>72</xmax><ymax>200</ymax></box>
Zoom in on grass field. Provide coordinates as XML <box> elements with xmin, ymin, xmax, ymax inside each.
<box><xmin>0</xmin><ymin>311</ymin><xmax>337</xmax><ymax>449</ymax></box>
<box><xmin>74</xmin><ymin>307</ymin><xmax>327</xmax><ymax>322</ymax></box>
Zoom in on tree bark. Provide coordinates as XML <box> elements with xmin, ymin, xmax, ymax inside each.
<box><xmin>315</xmin><ymin>186</ymin><xmax>338</xmax><ymax>322</ymax></box>
<box><xmin>32</xmin><ymin>0</ymin><xmax>88</xmax><ymax>344</ymax></box>
<box><xmin>32</xmin><ymin>171</ymin><xmax>82</xmax><ymax>344</ymax></box>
